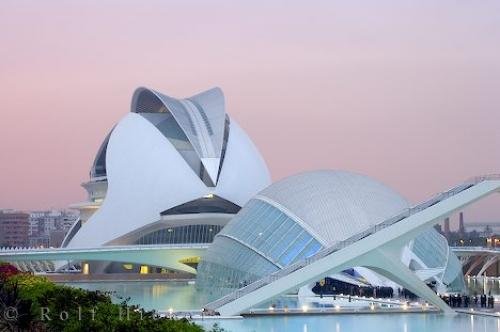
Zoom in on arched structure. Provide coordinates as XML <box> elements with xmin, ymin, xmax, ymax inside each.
<box><xmin>0</xmin><ymin>245</ymin><xmax>208</xmax><ymax>274</ymax></box>
<box><xmin>453</xmin><ymin>247</ymin><xmax>500</xmax><ymax>277</ymax></box>
<box><xmin>66</xmin><ymin>87</ymin><xmax>270</xmax><ymax>252</ymax></box>
<box><xmin>197</xmin><ymin>171</ymin><xmax>464</xmax><ymax>296</ymax></box>
<box><xmin>203</xmin><ymin>174</ymin><xmax>500</xmax><ymax>316</ymax></box>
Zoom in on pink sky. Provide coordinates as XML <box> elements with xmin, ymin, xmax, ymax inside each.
<box><xmin>1</xmin><ymin>1</ymin><xmax>499</xmax><ymax>226</ymax></box>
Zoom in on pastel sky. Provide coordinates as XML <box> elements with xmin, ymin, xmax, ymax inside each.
<box><xmin>1</xmin><ymin>1</ymin><xmax>499</xmax><ymax>227</ymax></box>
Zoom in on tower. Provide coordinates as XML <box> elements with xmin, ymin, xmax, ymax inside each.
<box><xmin>458</xmin><ymin>212</ymin><xmax>465</xmax><ymax>236</ymax></box>
<box><xmin>444</xmin><ymin>217</ymin><xmax>451</xmax><ymax>236</ymax></box>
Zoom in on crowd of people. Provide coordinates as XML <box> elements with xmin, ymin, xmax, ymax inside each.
<box><xmin>313</xmin><ymin>278</ymin><xmax>497</xmax><ymax>310</ymax></box>
<box><xmin>440</xmin><ymin>293</ymin><xmax>495</xmax><ymax>309</ymax></box>
<box><xmin>312</xmin><ymin>278</ymin><xmax>418</xmax><ymax>300</ymax></box>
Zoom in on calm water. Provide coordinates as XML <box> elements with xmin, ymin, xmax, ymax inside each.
<box><xmin>197</xmin><ymin>314</ymin><xmax>500</xmax><ymax>332</ymax></box>
<box><xmin>64</xmin><ymin>280</ymin><xmax>500</xmax><ymax>332</ymax></box>
<box><xmin>466</xmin><ymin>277</ymin><xmax>500</xmax><ymax>296</ymax></box>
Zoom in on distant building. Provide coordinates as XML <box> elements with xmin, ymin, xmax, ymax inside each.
<box><xmin>0</xmin><ymin>210</ymin><xmax>30</xmax><ymax>247</ymax></box>
<box><xmin>28</xmin><ymin>210</ymin><xmax>79</xmax><ymax>248</ymax></box>
<box><xmin>458</xmin><ymin>212</ymin><xmax>466</xmax><ymax>235</ymax></box>
<box><xmin>444</xmin><ymin>217</ymin><xmax>451</xmax><ymax>235</ymax></box>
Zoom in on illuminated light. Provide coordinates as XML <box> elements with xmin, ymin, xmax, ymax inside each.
<box><xmin>168</xmin><ymin>308</ymin><xmax>173</xmax><ymax>315</ymax></box>
<box><xmin>268</xmin><ymin>306</ymin><xmax>275</xmax><ymax>312</ymax></box>
<box><xmin>302</xmin><ymin>305</ymin><xmax>309</xmax><ymax>312</ymax></box>
<box><xmin>370</xmin><ymin>304</ymin><xmax>375</xmax><ymax>311</ymax></box>
<box><xmin>284</xmin><ymin>307</ymin><xmax>289</xmax><ymax>313</ymax></box>
<box><xmin>82</xmin><ymin>263</ymin><xmax>90</xmax><ymax>275</ymax></box>
<box><xmin>335</xmin><ymin>305</ymin><xmax>340</xmax><ymax>311</ymax></box>
<box><xmin>140</xmin><ymin>265</ymin><xmax>149</xmax><ymax>274</ymax></box>
<box><xmin>122</xmin><ymin>264</ymin><xmax>133</xmax><ymax>270</ymax></box>
<box><xmin>470</xmin><ymin>308</ymin><xmax>474</xmax><ymax>312</ymax></box>
<box><xmin>402</xmin><ymin>304</ymin><xmax>408</xmax><ymax>310</ymax></box>
<box><xmin>204</xmin><ymin>193</ymin><xmax>214</xmax><ymax>199</ymax></box>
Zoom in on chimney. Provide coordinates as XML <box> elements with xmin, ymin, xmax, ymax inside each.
<box><xmin>459</xmin><ymin>212</ymin><xmax>465</xmax><ymax>235</ymax></box>
<box><xmin>444</xmin><ymin>217</ymin><xmax>451</xmax><ymax>235</ymax></box>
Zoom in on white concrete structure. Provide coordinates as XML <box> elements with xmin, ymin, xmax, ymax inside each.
<box><xmin>64</xmin><ymin>87</ymin><xmax>270</xmax><ymax>254</ymax></box>
<box><xmin>0</xmin><ymin>244</ymin><xmax>207</xmax><ymax>274</ymax></box>
<box><xmin>198</xmin><ymin>171</ymin><xmax>466</xmax><ymax>301</ymax></box>
<box><xmin>204</xmin><ymin>175</ymin><xmax>500</xmax><ymax>316</ymax></box>
<box><xmin>453</xmin><ymin>247</ymin><xmax>500</xmax><ymax>277</ymax></box>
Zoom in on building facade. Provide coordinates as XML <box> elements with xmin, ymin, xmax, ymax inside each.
<box><xmin>197</xmin><ymin>170</ymin><xmax>465</xmax><ymax>297</ymax></box>
<box><xmin>63</xmin><ymin>86</ymin><xmax>271</xmax><ymax>273</ymax></box>
<box><xmin>0</xmin><ymin>210</ymin><xmax>30</xmax><ymax>247</ymax></box>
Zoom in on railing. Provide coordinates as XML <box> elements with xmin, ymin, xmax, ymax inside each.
<box><xmin>451</xmin><ymin>246</ymin><xmax>500</xmax><ymax>252</ymax></box>
<box><xmin>204</xmin><ymin>174</ymin><xmax>500</xmax><ymax>311</ymax></box>
<box><xmin>0</xmin><ymin>243</ymin><xmax>209</xmax><ymax>253</ymax></box>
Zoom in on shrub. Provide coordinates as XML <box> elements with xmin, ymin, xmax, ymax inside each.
<box><xmin>0</xmin><ymin>273</ymin><xmax>223</xmax><ymax>331</ymax></box>
<box><xmin>0</xmin><ymin>262</ymin><xmax>20</xmax><ymax>279</ymax></box>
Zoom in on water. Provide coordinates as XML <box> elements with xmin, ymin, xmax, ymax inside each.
<box><xmin>62</xmin><ymin>281</ymin><xmax>206</xmax><ymax>311</ymax></box>
<box><xmin>64</xmin><ymin>280</ymin><xmax>500</xmax><ymax>332</ymax></box>
<box><xmin>466</xmin><ymin>277</ymin><xmax>500</xmax><ymax>296</ymax></box>
<box><xmin>197</xmin><ymin>314</ymin><xmax>500</xmax><ymax>332</ymax></box>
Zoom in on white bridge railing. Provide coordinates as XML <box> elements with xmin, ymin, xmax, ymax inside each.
<box><xmin>204</xmin><ymin>174</ymin><xmax>500</xmax><ymax>312</ymax></box>
<box><xmin>0</xmin><ymin>243</ymin><xmax>209</xmax><ymax>253</ymax></box>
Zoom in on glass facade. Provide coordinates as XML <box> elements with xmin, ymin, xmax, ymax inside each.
<box><xmin>196</xmin><ymin>199</ymin><xmax>322</xmax><ymax>296</ymax></box>
<box><xmin>411</xmin><ymin>229</ymin><xmax>448</xmax><ymax>268</ymax></box>
<box><xmin>411</xmin><ymin>229</ymin><xmax>465</xmax><ymax>293</ymax></box>
<box><xmin>442</xmin><ymin>253</ymin><xmax>466</xmax><ymax>292</ymax></box>
<box><xmin>135</xmin><ymin>224</ymin><xmax>223</xmax><ymax>245</ymax></box>
<box><xmin>91</xmin><ymin>131</ymin><xmax>112</xmax><ymax>178</ymax></box>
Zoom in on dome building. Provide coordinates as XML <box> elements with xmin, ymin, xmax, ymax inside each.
<box><xmin>63</xmin><ymin>87</ymin><xmax>271</xmax><ymax>273</ymax></box>
<box><xmin>196</xmin><ymin>170</ymin><xmax>464</xmax><ymax>295</ymax></box>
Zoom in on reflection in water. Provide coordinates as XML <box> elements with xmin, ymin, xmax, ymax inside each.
<box><xmin>197</xmin><ymin>314</ymin><xmax>500</xmax><ymax>332</ymax></box>
<box><xmin>466</xmin><ymin>278</ymin><xmax>500</xmax><ymax>296</ymax></box>
<box><xmin>65</xmin><ymin>278</ymin><xmax>500</xmax><ymax>312</ymax></box>
<box><xmin>64</xmin><ymin>281</ymin><xmax>208</xmax><ymax>311</ymax></box>
<box><xmin>65</xmin><ymin>281</ymin><xmax>500</xmax><ymax>331</ymax></box>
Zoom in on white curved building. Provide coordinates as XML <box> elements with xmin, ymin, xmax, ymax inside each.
<box><xmin>197</xmin><ymin>170</ymin><xmax>464</xmax><ymax>295</ymax></box>
<box><xmin>64</xmin><ymin>87</ymin><xmax>271</xmax><ymax>272</ymax></box>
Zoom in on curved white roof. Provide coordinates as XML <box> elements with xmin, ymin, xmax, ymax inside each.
<box><xmin>257</xmin><ymin>170</ymin><xmax>409</xmax><ymax>245</ymax></box>
<box><xmin>68</xmin><ymin>87</ymin><xmax>271</xmax><ymax>248</ymax></box>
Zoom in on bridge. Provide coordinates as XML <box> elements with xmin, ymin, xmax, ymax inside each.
<box><xmin>203</xmin><ymin>175</ymin><xmax>500</xmax><ymax>316</ymax></box>
<box><xmin>0</xmin><ymin>244</ymin><xmax>208</xmax><ymax>274</ymax></box>
<box><xmin>452</xmin><ymin>246</ymin><xmax>500</xmax><ymax>277</ymax></box>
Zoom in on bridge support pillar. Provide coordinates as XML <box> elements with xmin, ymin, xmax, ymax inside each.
<box><xmin>477</xmin><ymin>255</ymin><xmax>498</xmax><ymax>276</ymax></box>
<box><xmin>360</xmin><ymin>248</ymin><xmax>455</xmax><ymax>315</ymax></box>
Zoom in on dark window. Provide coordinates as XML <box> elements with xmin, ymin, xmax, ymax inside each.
<box><xmin>136</xmin><ymin>224</ymin><xmax>224</xmax><ymax>245</ymax></box>
<box><xmin>160</xmin><ymin>195</ymin><xmax>240</xmax><ymax>216</ymax></box>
